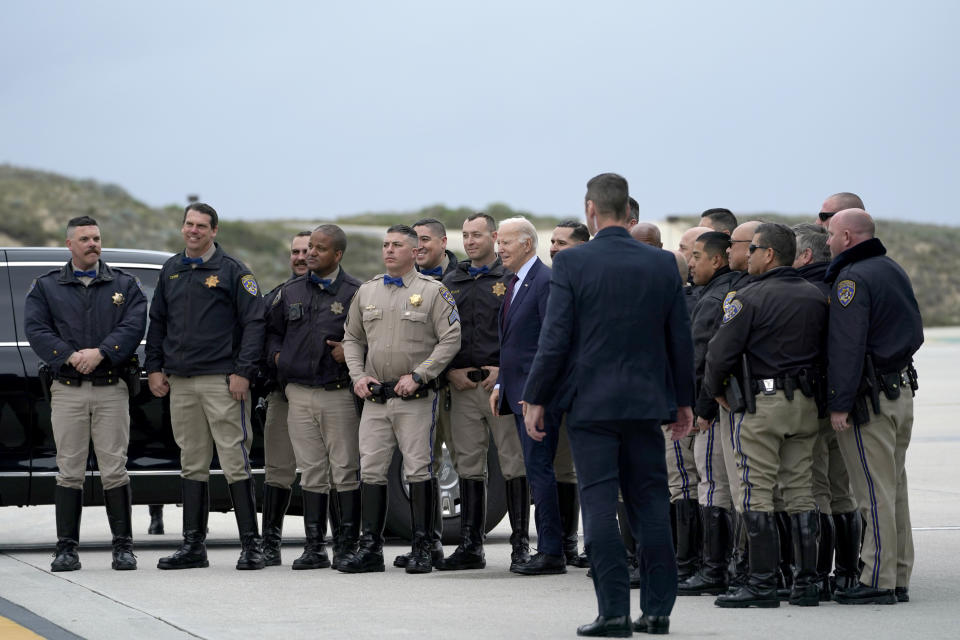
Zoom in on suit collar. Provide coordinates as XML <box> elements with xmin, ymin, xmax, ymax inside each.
<box><xmin>594</xmin><ymin>225</ymin><xmax>631</xmax><ymax>240</ymax></box>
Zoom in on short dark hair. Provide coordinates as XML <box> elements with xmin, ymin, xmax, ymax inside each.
<box><xmin>628</xmin><ymin>197</ymin><xmax>640</xmax><ymax>220</ymax></box>
<box><xmin>792</xmin><ymin>223</ymin><xmax>830</xmax><ymax>264</ymax></box>
<box><xmin>585</xmin><ymin>173</ymin><xmax>629</xmax><ymax>220</ymax></box>
<box><xmin>695</xmin><ymin>231</ymin><xmax>731</xmax><ymax>260</ymax></box>
<box><xmin>700</xmin><ymin>208</ymin><xmax>738</xmax><ymax>234</ymax></box>
<box><xmin>66</xmin><ymin>216</ymin><xmax>99</xmax><ymax>237</ymax></box>
<box><xmin>412</xmin><ymin>218</ymin><xmax>446</xmax><ymax>237</ymax></box>
<box><xmin>294</xmin><ymin>230</ymin><xmax>312</xmax><ymax>239</ymax></box>
<box><xmin>183</xmin><ymin>202</ymin><xmax>218</xmax><ymax>229</ymax></box>
<box><xmin>313</xmin><ymin>223</ymin><xmax>348</xmax><ymax>254</ymax></box>
<box><xmin>755</xmin><ymin>222</ymin><xmax>796</xmax><ymax>267</ymax></box>
<box><xmin>386</xmin><ymin>224</ymin><xmax>418</xmax><ymax>245</ymax></box>
<box><xmin>556</xmin><ymin>219</ymin><xmax>590</xmax><ymax>243</ymax></box>
<box><xmin>466</xmin><ymin>212</ymin><xmax>496</xmax><ymax>232</ymax></box>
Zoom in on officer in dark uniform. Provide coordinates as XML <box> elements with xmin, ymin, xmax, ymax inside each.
<box><xmin>824</xmin><ymin>208</ymin><xmax>922</xmax><ymax>605</ymax></box>
<box><xmin>706</xmin><ymin>223</ymin><xmax>827</xmax><ymax>609</ymax></box>
<box><xmin>146</xmin><ymin>203</ymin><xmax>267</xmax><ymax>571</ymax></box>
<box><xmin>25</xmin><ymin>215</ymin><xmax>147</xmax><ymax>572</ymax></box>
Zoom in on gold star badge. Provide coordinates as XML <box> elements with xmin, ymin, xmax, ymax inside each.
<box><xmin>111</xmin><ymin>292</ymin><xmax>125</xmax><ymax>305</ymax></box>
<box><xmin>331</xmin><ymin>301</ymin><xmax>344</xmax><ymax>314</ymax></box>
<box><xmin>205</xmin><ymin>275</ymin><xmax>220</xmax><ymax>288</ymax></box>
<box><xmin>492</xmin><ymin>282</ymin><xmax>506</xmax><ymax>297</ymax></box>
<box><xmin>409</xmin><ymin>294</ymin><xmax>423</xmax><ymax>307</ymax></box>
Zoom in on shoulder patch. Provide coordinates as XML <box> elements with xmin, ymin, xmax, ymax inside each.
<box><xmin>722</xmin><ymin>299</ymin><xmax>743</xmax><ymax>324</ymax></box>
<box><xmin>723</xmin><ymin>290</ymin><xmax>737</xmax><ymax>311</ymax></box>
<box><xmin>836</xmin><ymin>280</ymin><xmax>856</xmax><ymax>307</ymax></box>
<box><xmin>133</xmin><ymin>275</ymin><xmax>144</xmax><ymax>293</ymax></box>
<box><xmin>271</xmin><ymin>288</ymin><xmax>282</xmax><ymax>307</ymax></box>
<box><xmin>439</xmin><ymin>285</ymin><xmax>456</xmax><ymax>307</ymax></box>
<box><xmin>448</xmin><ymin>307</ymin><xmax>460</xmax><ymax>325</ymax></box>
<box><xmin>27</xmin><ymin>278</ymin><xmax>37</xmax><ymax>294</ymax></box>
<box><xmin>241</xmin><ymin>274</ymin><xmax>259</xmax><ymax>296</ymax></box>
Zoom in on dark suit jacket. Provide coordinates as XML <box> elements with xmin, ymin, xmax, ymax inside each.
<box><xmin>522</xmin><ymin>226</ymin><xmax>695</xmax><ymax>424</ymax></box>
<box><xmin>496</xmin><ymin>256</ymin><xmax>551</xmax><ymax>416</ymax></box>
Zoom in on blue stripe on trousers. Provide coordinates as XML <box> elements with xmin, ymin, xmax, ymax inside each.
<box><xmin>734</xmin><ymin>412</ymin><xmax>750</xmax><ymax>511</ymax></box>
<box><xmin>673</xmin><ymin>441</ymin><xmax>690</xmax><ymax>499</ymax></box>
<box><xmin>853</xmin><ymin>424</ymin><xmax>882</xmax><ymax>588</ymax></box>
<box><xmin>428</xmin><ymin>391</ymin><xmax>439</xmax><ymax>476</ymax></box>
<box><xmin>239</xmin><ymin>398</ymin><xmax>252</xmax><ymax>479</ymax></box>
<box><xmin>705</xmin><ymin>418</ymin><xmax>717</xmax><ymax>506</ymax></box>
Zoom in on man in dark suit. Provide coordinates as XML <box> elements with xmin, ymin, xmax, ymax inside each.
<box><xmin>489</xmin><ymin>216</ymin><xmax>565</xmax><ymax>575</ymax></box>
<box><xmin>523</xmin><ymin>174</ymin><xmax>695</xmax><ymax>636</ymax></box>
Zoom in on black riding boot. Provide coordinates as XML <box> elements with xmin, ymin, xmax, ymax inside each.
<box><xmin>293</xmin><ymin>490</ymin><xmax>330</xmax><ymax>569</ymax></box>
<box><xmin>832</xmin><ymin>510</ymin><xmax>862</xmax><ymax>594</ymax></box>
<box><xmin>406</xmin><ymin>479</ymin><xmax>438</xmax><ymax>573</ymax></box>
<box><xmin>675</xmin><ymin>498</ymin><xmax>702</xmax><ymax>582</ymax></box>
<box><xmin>789</xmin><ymin>510</ymin><xmax>820</xmax><ymax>606</ymax></box>
<box><xmin>558</xmin><ymin>482</ymin><xmax>588</xmax><ymax>568</ymax></box>
<box><xmin>679</xmin><ymin>506</ymin><xmax>730</xmax><ymax>595</ymax></box>
<box><xmin>261</xmin><ymin>484</ymin><xmax>291</xmax><ymax>567</ymax></box>
<box><xmin>328</xmin><ymin>488</ymin><xmax>342</xmax><ymax>560</ymax></box>
<box><xmin>393</xmin><ymin>476</ymin><xmax>444</xmax><ymax>568</ymax></box>
<box><xmin>817</xmin><ymin>512</ymin><xmax>836</xmax><ymax>601</ymax></box>
<box><xmin>104</xmin><ymin>483</ymin><xmax>137</xmax><ymax>570</ymax></box>
<box><xmin>51</xmin><ymin>486</ymin><xmax>83</xmax><ymax>572</ymax></box>
<box><xmin>158</xmin><ymin>479</ymin><xmax>209</xmax><ymax>569</ymax></box>
<box><xmin>148</xmin><ymin>504</ymin><xmax>164</xmax><ymax>535</ymax></box>
<box><xmin>338</xmin><ymin>483</ymin><xmax>387</xmax><ymax>573</ymax></box>
<box><xmin>333</xmin><ymin>488</ymin><xmax>361</xmax><ymax>570</ymax></box>
<box><xmin>506</xmin><ymin>477</ymin><xmax>531</xmax><ymax>571</ymax></box>
<box><xmin>229</xmin><ymin>479</ymin><xmax>265</xmax><ymax>570</ymax></box>
<box><xmin>728</xmin><ymin>511</ymin><xmax>750</xmax><ymax>590</ymax></box>
<box><xmin>438</xmin><ymin>478</ymin><xmax>486</xmax><ymax>571</ymax></box>
<box><xmin>775</xmin><ymin>510</ymin><xmax>794</xmax><ymax>599</ymax></box>
<box><xmin>715</xmin><ymin>511</ymin><xmax>780</xmax><ymax>608</ymax></box>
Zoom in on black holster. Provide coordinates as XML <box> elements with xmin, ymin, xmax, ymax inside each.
<box><xmin>38</xmin><ymin>362</ymin><xmax>53</xmax><ymax>402</ymax></box>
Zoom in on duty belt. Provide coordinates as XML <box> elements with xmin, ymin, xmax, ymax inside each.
<box><xmin>321</xmin><ymin>378</ymin><xmax>352</xmax><ymax>392</ymax></box>
<box><xmin>366</xmin><ymin>379</ymin><xmax>436</xmax><ymax>403</ymax></box>
<box><xmin>55</xmin><ymin>372</ymin><xmax>122</xmax><ymax>387</ymax></box>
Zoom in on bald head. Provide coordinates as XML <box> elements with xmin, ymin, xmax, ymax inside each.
<box><xmin>819</xmin><ymin>192</ymin><xmax>865</xmax><ymax>228</ymax></box>
<box><xmin>630</xmin><ymin>222</ymin><xmax>663</xmax><ymax>248</ymax></box>
<box><xmin>728</xmin><ymin>220</ymin><xmax>763</xmax><ymax>272</ymax></box>
<box><xmin>678</xmin><ymin>226</ymin><xmax>713</xmax><ymax>264</ymax></box>
<box><xmin>669</xmin><ymin>249</ymin><xmax>689</xmax><ymax>282</ymax></box>
<box><xmin>826</xmin><ymin>208</ymin><xmax>876</xmax><ymax>257</ymax></box>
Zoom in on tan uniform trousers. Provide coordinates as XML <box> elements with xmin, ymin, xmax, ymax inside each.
<box><xmin>812</xmin><ymin>417</ymin><xmax>857</xmax><ymax>515</ymax></box>
<box><xmin>263</xmin><ymin>390</ymin><xmax>298</xmax><ymax>490</ymax></box>
<box><xmin>733</xmin><ymin>391</ymin><xmax>819</xmax><ymax>513</ymax></box>
<box><xmin>448</xmin><ymin>384</ymin><xmax>526</xmax><ymax>481</ymax></box>
<box><xmin>718</xmin><ymin>406</ymin><xmax>742</xmax><ymax>513</ymax></box>
<box><xmin>51</xmin><ymin>380</ymin><xmax>130</xmax><ymax>490</ymax></box>
<box><xmin>359</xmin><ymin>391</ymin><xmax>438</xmax><ymax>485</ymax></box>
<box><xmin>693</xmin><ymin>418</ymin><xmax>732</xmax><ymax>510</ymax></box>
<box><xmin>554</xmin><ymin>416</ymin><xmax>577</xmax><ymax>484</ymax></box>
<box><xmin>837</xmin><ymin>393</ymin><xmax>914</xmax><ymax>590</ymax></box>
<box><xmin>285</xmin><ymin>384</ymin><xmax>360</xmax><ymax>493</ymax></box>
<box><xmin>663</xmin><ymin>428</ymin><xmax>699</xmax><ymax>503</ymax></box>
<box><xmin>168</xmin><ymin>375</ymin><xmax>253</xmax><ymax>484</ymax></box>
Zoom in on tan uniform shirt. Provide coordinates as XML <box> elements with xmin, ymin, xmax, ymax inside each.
<box><xmin>343</xmin><ymin>268</ymin><xmax>461</xmax><ymax>383</ymax></box>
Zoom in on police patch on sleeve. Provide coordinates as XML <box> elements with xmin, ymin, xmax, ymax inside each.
<box><xmin>28</xmin><ymin>278</ymin><xmax>37</xmax><ymax>294</ymax></box>
<box><xmin>448</xmin><ymin>308</ymin><xmax>460</xmax><ymax>325</ymax></box>
<box><xmin>837</xmin><ymin>280</ymin><xmax>856</xmax><ymax>307</ymax></box>
<box><xmin>133</xmin><ymin>275</ymin><xmax>144</xmax><ymax>292</ymax></box>
<box><xmin>241</xmin><ymin>275</ymin><xmax>259</xmax><ymax>296</ymax></box>
<box><xmin>722</xmin><ymin>299</ymin><xmax>743</xmax><ymax>324</ymax></box>
<box><xmin>439</xmin><ymin>285</ymin><xmax>456</xmax><ymax>307</ymax></box>
<box><xmin>723</xmin><ymin>290</ymin><xmax>737</xmax><ymax>312</ymax></box>
<box><xmin>271</xmin><ymin>288</ymin><xmax>282</xmax><ymax>307</ymax></box>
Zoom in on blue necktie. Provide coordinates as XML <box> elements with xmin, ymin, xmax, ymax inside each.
<box><xmin>182</xmin><ymin>256</ymin><xmax>203</xmax><ymax>265</ymax></box>
<box><xmin>384</xmin><ymin>275</ymin><xmax>404</xmax><ymax>287</ymax></box>
<box><xmin>421</xmin><ymin>266</ymin><xmax>443</xmax><ymax>277</ymax></box>
<box><xmin>309</xmin><ymin>273</ymin><xmax>332</xmax><ymax>287</ymax></box>
<box><xmin>74</xmin><ymin>270</ymin><xmax>97</xmax><ymax>278</ymax></box>
<box><xmin>468</xmin><ymin>265</ymin><xmax>489</xmax><ymax>277</ymax></box>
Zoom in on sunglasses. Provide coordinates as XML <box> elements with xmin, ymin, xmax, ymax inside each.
<box><xmin>818</xmin><ymin>211</ymin><xmax>836</xmax><ymax>222</ymax></box>
<box><xmin>748</xmin><ymin>244</ymin><xmax>769</xmax><ymax>254</ymax></box>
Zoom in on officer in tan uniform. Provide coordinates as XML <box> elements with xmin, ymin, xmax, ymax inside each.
<box><xmin>25</xmin><ymin>215</ymin><xmax>147</xmax><ymax>572</ymax></box>
<box><xmin>339</xmin><ymin>224</ymin><xmax>461</xmax><ymax>574</ymax></box>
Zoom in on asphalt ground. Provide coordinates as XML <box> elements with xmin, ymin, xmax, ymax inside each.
<box><xmin>1</xmin><ymin>327</ymin><xmax>958</xmax><ymax>640</ymax></box>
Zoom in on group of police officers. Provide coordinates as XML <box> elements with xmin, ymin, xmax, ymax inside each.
<box><xmin>25</xmin><ymin>190</ymin><xmax>921</xmax><ymax>614</ymax></box>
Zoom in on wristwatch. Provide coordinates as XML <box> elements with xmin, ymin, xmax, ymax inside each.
<box><xmin>411</xmin><ymin>372</ymin><xmax>423</xmax><ymax>385</ymax></box>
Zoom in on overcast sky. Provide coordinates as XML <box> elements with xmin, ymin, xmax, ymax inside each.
<box><xmin>2</xmin><ymin>1</ymin><xmax>957</xmax><ymax>225</ymax></box>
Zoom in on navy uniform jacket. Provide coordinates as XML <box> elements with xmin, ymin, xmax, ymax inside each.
<box><xmin>265</xmin><ymin>269</ymin><xmax>362</xmax><ymax>387</ymax></box>
<box><xmin>523</xmin><ymin>227</ymin><xmax>695</xmax><ymax>424</ymax></box>
<box><xmin>703</xmin><ymin>267</ymin><xmax>826</xmax><ymax>400</ymax></box>
<box><xmin>824</xmin><ymin>238</ymin><xmax>923</xmax><ymax>413</ymax></box>
<box><xmin>25</xmin><ymin>261</ymin><xmax>147</xmax><ymax>373</ymax></box>
<box><xmin>691</xmin><ymin>266</ymin><xmax>739</xmax><ymax>420</ymax></box>
<box><xmin>144</xmin><ymin>243</ymin><xmax>264</xmax><ymax>380</ymax></box>
<box><xmin>443</xmin><ymin>258</ymin><xmax>512</xmax><ymax>369</ymax></box>
<box><xmin>418</xmin><ymin>249</ymin><xmax>460</xmax><ymax>280</ymax></box>
<box><xmin>796</xmin><ymin>262</ymin><xmax>830</xmax><ymax>299</ymax></box>
<box><xmin>496</xmin><ymin>257</ymin><xmax>551</xmax><ymax>416</ymax></box>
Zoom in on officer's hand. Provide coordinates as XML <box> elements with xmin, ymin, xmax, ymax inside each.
<box><xmin>326</xmin><ymin>340</ymin><xmax>345</xmax><ymax>363</ymax></box>
<box><xmin>715</xmin><ymin>395</ymin><xmax>730</xmax><ymax>411</ymax></box>
<box><xmin>77</xmin><ymin>348</ymin><xmax>104</xmax><ymax>372</ymax></box>
<box><xmin>696</xmin><ymin>417</ymin><xmax>711</xmax><ymax>432</ymax></box>
<box><xmin>447</xmin><ymin>368</ymin><xmax>477</xmax><ymax>391</ymax></box>
<box><xmin>489</xmin><ymin>387</ymin><xmax>500</xmax><ymax>415</ymax></box>
<box><xmin>480</xmin><ymin>366</ymin><xmax>499</xmax><ymax>392</ymax></box>
<box><xmin>831</xmin><ymin>411</ymin><xmax>851</xmax><ymax>432</ymax></box>
<box><xmin>522</xmin><ymin>402</ymin><xmax>546</xmax><ymax>442</ymax></box>
<box><xmin>669</xmin><ymin>406</ymin><xmax>694</xmax><ymax>441</ymax></box>
<box><xmin>394</xmin><ymin>374</ymin><xmax>420</xmax><ymax>397</ymax></box>
<box><xmin>354</xmin><ymin>376</ymin><xmax>379</xmax><ymax>399</ymax></box>
<box><xmin>229</xmin><ymin>374</ymin><xmax>250</xmax><ymax>401</ymax></box>
<box><xmin>148</xmin><ymin>371</ymin><xmax>169</xmax><ymax>398</ymax></box>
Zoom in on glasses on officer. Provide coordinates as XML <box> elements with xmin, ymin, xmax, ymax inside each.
<box><xmin>818</xmin><ymin>211</ymin><xmax>836</xmax><ymax>222</ymax></box>
<box><xmin>748</xmin><ymin>244</ymin><xmax>769</xmax><ymax>254</ymax></box>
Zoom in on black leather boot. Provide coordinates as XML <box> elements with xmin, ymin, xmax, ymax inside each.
<box><xmin>338</xmin><ymin>483</ymin><xmax>387</xmax><ymax>573</ymax></box>
<box><xmin>393</xmin><ymin>477</ymin><xmax>444</xmax><ymax>568</ymax></box>
<box><xmin>715</xmin><ymin>510</ymin><xmax>780</xmax><ymax>608</ymax></box>
<box><xmin>506</xmin><ymin>477</ymin><xmax>531</xmax><ymax>571</ymax></box>
<box><xmin>333</xmin><ymin>488</ymin><xmax>361</xmax><ymax>570</ymax></box>
<box><xmin>727</xmin><ymin>511</ymin><xmax>750</xmax><ymax>591</ymax></box>
<box><xmin>832</xmin><ymin>510</ymin><xmax>862</xmax><ymax>594</ymax></box>
<box><xmin>104</xmin><ymin>483</ymin><xmax>137</xmax><ymax>570</ymax></box>
<box><xmin>789</xmin><ymin>510</ymin><xmax>820</xmax><ymax>606</ymax></box>
<box><xmin>158</xmin><ymin>479</ymin><xmax>209</xmax><ymax>569</ymax></box>
<box><xmin>148</xmin><ymin>504</ymin><xmax>164</xmax><ymax>535</ymax></box>
<box><xmin>817</xmin><ymin>512</ymin><xmax>835</xmax><ymax>601</ymax></box>
<box><xmin>293</xmin><ymin>490</ymin><xmax>330</xmax><ymax>569</ymax></box>
<box><xmin>558</xmin><ymin>482</ymin><xmax>588</xmax><ymax>568</ymax></box>
<box><xmin>775</xmin><ymin>511</ymin><xmax>794</xmax><ymax>599</ymax></box>
<box><xmin>679</xmin><ymin>506</ymin><xmax>730</xmax><ymax>595</ymax></box>
<box><xmin>675</xmin><ymin>498</ymin><xmax>702</xmax><ymax>582</ymax></box>
<box><xmin>406</xmin><ymin>479</ymin><xmax>438</xmax><ymax>574</ymax></box>
<box><xmin>328</xmin><ymin>488</ymin><xmax>342</xmax><ymax>561</ymax></box>
<box><xmin>230</xmin><ymin>479</ymin><xmax>265</xmax><ymax>570</ymax></box>
<box><xmin>51</xmin><ymin>486</ymin><xmax>83</xmax><ymax>572</ymax></box>
<box><xmin>438</xmin><ymin>478</ymin><xmax>486</xmax><ymax>571</ymax></box>
<box><xmin>261</xmin><ymin>484</ymin><xmax>291</xmax><ymax>567</ymax></box>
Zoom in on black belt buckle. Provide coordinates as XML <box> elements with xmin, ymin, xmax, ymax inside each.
<box><xmin>366</xmin><ymin>383</ymin><xmax>386</xmax><ymax>403</ymax></box>
<box><xmin>467</xmin><ymin>368</ymin><xmax>488</xmax><ymax>383</ymax></box>
<box><xmin>759</xmin><ymin>378</ymin><xmax>777</xmax><ymax>396</ymax></box>
<box><xmin>324</xmin><ymin>380</ymin><xmax>351</xmax><ymax>392</ymax></box>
